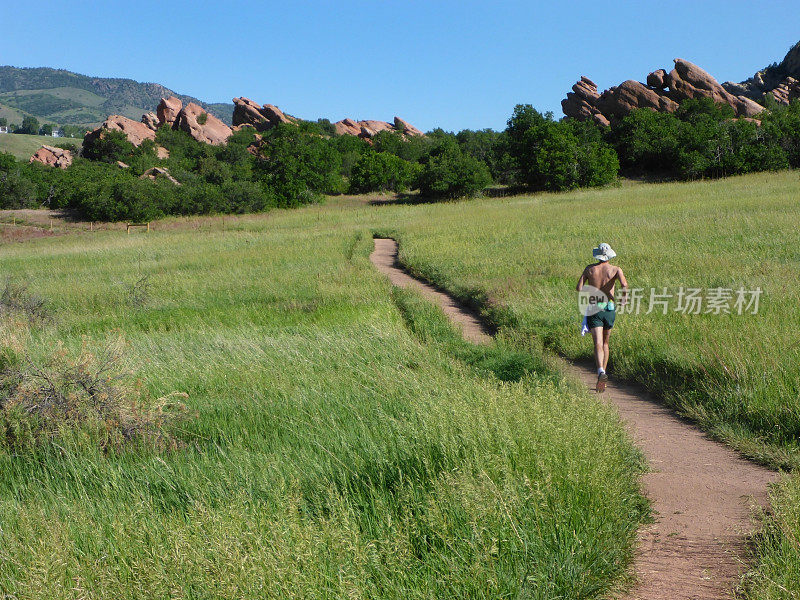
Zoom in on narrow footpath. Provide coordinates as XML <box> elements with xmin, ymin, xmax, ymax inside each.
<box><xmin>370</xmin><ymin>237</ymin><xmax>778</xmax><ymax>600</ymax></box>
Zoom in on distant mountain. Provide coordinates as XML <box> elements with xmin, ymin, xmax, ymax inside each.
<box><xmin>0</xmin><ymin>66</ymin><xmax>233</xmax><ymax>128</ymax></box>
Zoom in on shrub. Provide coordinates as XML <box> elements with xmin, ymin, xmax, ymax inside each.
<box><xmin>506</xmin><ymin>105</ymin><xmax>618</xmax><ymax>191</ymax></box>
<box><xmin>0</xmin><ymin>152</ymin><xmax>37</xmax><ymax>209</ymax></box>
<box><xmin>221</xmin><ymin>180</ymin><xmax>275</xmax><ymax>213</ymax></box>
<box><xmin>349</xmin><ymin>151</ymin><xmax>421</xmax><ymax>193</ymax></box>
<box><xmin>0</xmin><ymin>334</ymin><xmax>191</xmax><ymax>452</ymax></box>
<box><xmin>82</xmin><ymin>129</ymin><xmax>135</xmax><ymax>163</ymax></box>
<box><xmin>417</xmin><ymin>140</ymin><xmax>491</xmax><ymax>199</ymax></box>
<box><xmin>16</xmin><ymin>115</ymin><xmax>39</xmax><ymax>135</ymax></box>
<box><xmin>257</xmin><ymin>124</ymin><xmax>345</xmax><ymax>204</ymax></box>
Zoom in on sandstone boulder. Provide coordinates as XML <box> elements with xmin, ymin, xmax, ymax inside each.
<box><xmin>597</xmin><ymin>80</ymin><xmax>679</xmax><ymax>119</ymax></box>
<box><xmin>394</xmin><ymin>116</ymin><xmax>424</xmax><ymax>136</ymax></box>
<box><xmin>333</xmin><ymin>116</ymin><xmax>421</xmax><ymax>139</ymax></box>
<box><xmin>141</xmin><ymin>112</ymin><xmax>160</xmax><ymax>131</ymax></box>
<box><xmin>562</xmin><ymin>58</ymin><xmax>764</xmax><ymax>124</ymax></box>
<box><xmin>647</xmin><ymin>69</ymin><xmax>668</xmax><ymax>89</ymax></box>
<box><xmin>232</xmin><ymin>98</ymin><xmax>296</xmax><ymax>131</ymax></box>
<box><xmin>157</xmin><ymin>96</ymin><xmax>183</xmax><ymax>126</ymax></box>
<box><xmin>84</xmin><ymin>115</ymin><xmax>156</xmax><ymax>149</ymax></box>
<box><xmin>232</xmin><ymin>97</ymin><xmax>270</xmax><ymax>130</ymax></box>
<box><xmin>140</xmin><ymin>167</ymin><xmax>180</xmax><ymax>185</ymax></box>
<box><xmin>768</xmin><ymin>76</ymin><xmax>800</xmax><ymax>105</ymax></box>
<box><xmin>334</xmin><ymin>118</ymin><xmax>362</xmax><ymax>136</ymax></box>
<box><xmin>561</xmin><ymin>76</ymin><xmax>610</xmax><ymax>126</ymax></box>
<box><xmin>156</xmin><ymin>146</ymin><xmax>170</xmax><ymax>160</ymax></box>
<box><xmin>174</xmin><ymin>102</ymin><xmax>232</xmax><ymax>145</ymax></box>
<box><xmin>261</xmin><ymin>104</ymin><xmax>293</xmax><ymax>127</ymax></box>
<box><xmin>30</xmin><ymin>145</ymin><xmax>73</xmax><ymax>169</ymax></box>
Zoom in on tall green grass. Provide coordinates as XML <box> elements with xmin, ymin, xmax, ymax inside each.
<box><xmin>367</xmin><ymin>171</ymin><xmax>800</xmax><ymax>599</ymax></box>
<box><xmin>0</xmin><ymin>212</ymin><xmax>644</xmax><ymax>597</ymax></box>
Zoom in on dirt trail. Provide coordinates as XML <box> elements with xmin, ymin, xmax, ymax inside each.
<box><xmin>370</xmin><ymin>238</ymin><xmax>778</xmax><ymax>600</ymax></box>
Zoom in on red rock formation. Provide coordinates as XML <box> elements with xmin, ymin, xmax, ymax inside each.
<box><xmin>261</xmin><ymin>104</ymin><xmax>293</xmax><ymax>126</ymax></box>
<box><xmin>84</xmin><ymin>115</ymin><xmax>157</xmax><ymax>149</ymax></box>
<box><xmin>394</xmin><ymin>116</ymin><xmax>424</xmax><ymax>136</ymax></box>
<box><xmin>232</xmin><ymin>97</ymin><xmax>296</xmax><ymax>131</ymax></box>
<box><xmin>141</xmin><ymin>112</ymin><xmax>160</xmax><ymax>131</ymax></box>
<box><xmin>562</xmin><ymin>58</ymin><xmax>765</xmax><ymax>124</ymax></box>
<box><xmin>561</xmin><ymin>76</ymin><xmax>610</xmax><ymax>127</ymax></box>
<box><xmin>646</xmin><ymin>69</ymin><xmax>668</xmax><ymax>89</ymax></box>
<box><xmin>596</xmin><ymin>80</ymin><xmax>679</xmax><ymax>119</ymax></box>
<box><xmin>769</xmin><ymin>76</ymin><xmax>800</xmax><ymax>105</ymax></box>
<box><xmin>334</xmin><ymin>118</ymin><xmax>362</xmax><ymax>136</ymax></box>
<box><xmin>232</xmin><ymin>97</ymin><xmax>270</xmax><ymax>130</ymax></box>
<box><xmin>157</xmin><ymin>96</ymin><xmax>182</xmax><ymax>126</ymax></box>
<box><xmin>333</xmin><ymin>116</ymin><xmax>424</xmax><ymax>139</ymax></box>
<box><xmin>140</xmin><ymin>167</ymin><xmax>180</xmax><ymax>185</ymax></box>
<box><xmin>30</xmin><ymin>145</ymin><xmax>73</xmax><ymax>169</ymax></box>
<box><xmin>174</xmin><ymin>102</ymin><xmax>232</xmax><ymax>146</ymax></box>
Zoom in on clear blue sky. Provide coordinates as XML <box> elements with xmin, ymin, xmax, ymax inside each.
<box><xmin>2</xmin><ymin>0</ymin><xmax>798</xmax><ymax>131</ymax></box>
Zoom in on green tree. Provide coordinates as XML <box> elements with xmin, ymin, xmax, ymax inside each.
<box><xmin>0</xmin><ymin>152</ymin><xmax>37</xmax><ymax>208</ymax></box>
<box><xmin>82</xmin><ymin>130</ymin><xmax>136</xmax><ymax>163</ymax></box>
<box><xmin>417</xmin><ymin>139</ymin><xmax>491</xmax><ymax>199</ymax></box>
<box><xmin>256</xmin><ymin>123</ymin><xmax>345</xmax><ymax>206</ymax></box>
<box><xmin>506</xmin><ymin>105</ymin><xmax>618</xmax><ymax>191</ymax></box>
<box><xmin>17</xmin><ymin>116</ymin><xmax>40</xmax><ymax>135</ymax></box>
<box><xmin>39</xmin><ymin>123</ymin><xmax>54</xmax><ymax>136</ymax></box>
<box><xmin>349</xmin><ymin>151</ymin><xmax>421</xmax><ymax>193</ymax></box>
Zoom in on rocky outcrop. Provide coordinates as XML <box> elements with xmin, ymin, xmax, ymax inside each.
<box><xmin>561</xmin><ymin>76</ymin><xmax>611</xmax><ymax>126</ymax></box>
<box><xmin>662</xmin><ymin>59</ymin><xmax>762</xmax><ymax>117</ymax></box>
<box><xmin>394</xmin><ymin>116</ymin><xmax>424</xmax><ymax>136</ymax></box>
<box><xmin>596</xmin><ymin>80</ymin><xmax>679</xmax><ymax>119</ymax></box>
<box><xmin>156</xmin><ymin>146</ymin><xmax>170</xmax><ymax>160</ymax></box>
<box><xmin>333</xmin><ymin>116</ymin><xmax>424</xmax><ymax>140</ymax></box>
<box><xmin>769</xmin><ymin>76</ymin><xmax>800</xmax><ymax>105</ymax></box>
<box><xmin>140</xmin><ymin>167</ymin><xmax>180</xmax><ymax>185</ymax></box>
<box><xmin>232</xmin><ymin>97</ymin><xmax>296</xmax><ymax>131</ymax></box>
<box><xmin>261</xmin><ymin>104</ymin><xmax>293</xmax><ymax>127</ymax></box>
<box><xmin>723</xmin><ymin>41</ymin><xmax>800</xmax><ymax>102</ymax></box>
<box><xmin>157</xmin><ymin>96</ymin><xmax>182</xmax><ymax>126</ymax></box>
<box><xmin>174</xmin><ymin>102</ymin><xmax>232</xmax><ymax>146</ymax></box>
<box><xmin>334</xmin><ymin>118</ymin><xmax>362</xmax><ymax>136</ymax></box>
<box><xmin>83</xmin><ymin>115</ymin><xmax>157</xmax><ymax>148</ymax></box>
<box><xmin>563</xmin><ymin>58</ymin><xmax>765</xmax><ymax>125</ymax></box>
<box><xmin>30</xmin><ymin>145</ymin><xmax>73</xmax><ymax>169</ymax></box>
<box><xmin>141</xmin><ymin>112</ymin><xmax>160</xmax><ymax>131</ymax></box>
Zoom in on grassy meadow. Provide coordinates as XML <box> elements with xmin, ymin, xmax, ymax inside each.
<box><xmin>0</xmin><ymin>132</ymin><xmax>75</xmax><ymax>160</ymax></box>
<box><xmin>2</xmin><ymin>170</ymin><xmax>799</xmax><ymax>599</ymax></box>
<box><xmin>0</xmin><ymin>208</ymin><xmax>645</xmax><ymax>598</ymax></box>
<box><xmin>370</xmin><ymin>171</ymin><xmax>800</xmax><ymax>599</ymax></box>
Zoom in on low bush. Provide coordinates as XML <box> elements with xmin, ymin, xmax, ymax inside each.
<box><xmin>506</xmin><ymin>105</ymin><xmax>619</xmax><ymax>191</ymax></box>
<box><xmin>0</xmin><ymin>334</ymin><xmax>191</xmax><ymax>452</ymax></box>
<box><xmin>349</xmin><ymin>150</ymin><xmax>421</xmax><ymax>193</ymax></box>
<box><xmin>417</xmin><ymin>139</ymin><xmax>491</xmax><ymax>198</ymax></box>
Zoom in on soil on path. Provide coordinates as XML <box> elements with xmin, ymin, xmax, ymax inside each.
<box><xmin>370</xmin><ymin>237</ymin><xmax>779</xmax><ymax>600</ymax></box>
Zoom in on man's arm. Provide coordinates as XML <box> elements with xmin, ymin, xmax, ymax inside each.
<box><xmin>616</xmin><ymin>267</ymin><xmax>629</xmax><ymax>305</ymax></box>
<box><xmin>576</xmin><ymin>267</ymin><xmax>588</xmax><ymax>292</ymax></box>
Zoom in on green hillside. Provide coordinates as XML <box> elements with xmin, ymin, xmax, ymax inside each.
<box><xmin>0</xmin><ymin>132</ymin><xmax>80</xmax><ymax>160</ymax></box>
<box><xmin>0</xmin><ymin>66</ymin><xmax>234</xmax><ymax>128</ymax></box>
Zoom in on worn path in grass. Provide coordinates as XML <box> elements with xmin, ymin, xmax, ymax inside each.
<box><xmin>370</xmin><ymin>237</ymin><xmax>778</xmax><ymax>600</ymax></box>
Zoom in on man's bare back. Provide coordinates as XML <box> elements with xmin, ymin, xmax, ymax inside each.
<box><xmin>576</xmin><ymin>243</ymin><xmax>628</xmax><ymax>392</ymax></box>
<box><xmin>577</xmin><ymin>262</ymin><xmax>628</xmax><ymax>302</ymax></box>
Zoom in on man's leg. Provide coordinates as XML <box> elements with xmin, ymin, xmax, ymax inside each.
<box><xmin>602</xmin><ymin>328</ymin><xmax>612</xmax><ymax>371</ymax></box>
<box><xmin>591</xmin><ymin>327</ymin><xmax>605</xmax><ymax>372</ymax></box>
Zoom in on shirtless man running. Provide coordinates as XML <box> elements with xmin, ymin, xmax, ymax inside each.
<box><xmin>576</xmin><ymin>243</ymin><xmax>628</xmax><ymax>392</ymax></box>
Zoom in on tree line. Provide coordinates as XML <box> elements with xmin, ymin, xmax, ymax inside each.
<box><xmin>3</xmin><ymin>97</ymin><xmax>800</xmax><ymax>221</ymax></box>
